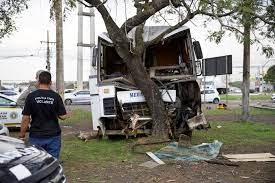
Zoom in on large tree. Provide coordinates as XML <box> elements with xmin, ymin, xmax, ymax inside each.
<box><xmin>50</xmin><ymin>0</ymin><xmax>76</xmax><ymax>97</ymax></box>
<box><xmin>81</xmin><ymin>0</ymin><xmax>236</xmax><ymax>137</ymax></box>
<box><xmin>0</xmin><ymin>0</ymin><xmax>29</xmax><ymax>39</ymax></box>
<box><xmin>206</xmin><ymin>0</ymin><xmax>275</xmax><ymax>121</ymax></box>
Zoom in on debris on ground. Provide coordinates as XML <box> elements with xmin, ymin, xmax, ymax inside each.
<box><xmin>240</xmin><ymin>176</ymin><xmax>250</xmax><ymax>179</ymax></box>
<box><xmin>178</xmin><ymin>134</ymin><xmax>191</xmax><ymax>148</ymax></box>
<box><xmin>217</xmin><ymin>103</ymin><xmax>227</xmax><ymax>110</ymax></box>
<box><xmin>146</xmin><ymin>152</ymin><xmax>165</xmax><ymax>165</ymax></box>
<box><xmin>187</xmin><ymin>113</ymin><xmax>208</xmax><ymax>130</ymax></box>
<box><xmin>223</xmin><ymin>153</ymin><xmax>275</xmax><ymax>162</ymax></box>
<box><xmin>61</xmin><ymin>125</ymin><xmax>72</xmax><ymax>128</ymax></box>
<box><xmin>139</xmin><ymin>160</ymin><xmax>160</xmax><ymax>169</ymax></box>
<box><xmin>77</xmin><ymin>130</ymin><xmax>102</xmax><ymax>142</ymax></box>
<box><xmin>155</xmin><ymin>140</ymin><xmax>222</xmax><ymax>161</ymax></box>
<box><xmin>205</xmin><ymin>159</ymin><xmax>239</xmax><ymax>167</ymax></box>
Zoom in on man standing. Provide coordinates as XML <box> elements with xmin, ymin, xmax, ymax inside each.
<box><xmin>17</xmin><ymin>70</ymin><xmax>45</xmax><ymax>107</ymax></box>
<box><xmin>19</xmin><ymin>71</ymin><xmax>68</xmax><ymax>159</ymax></box>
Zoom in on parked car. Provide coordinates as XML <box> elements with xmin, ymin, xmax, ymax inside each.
<box><xmin>0</xmin><ymin>122</ymin><xmax>9</xmax><ymax>136</ymax></box>
<box><xmin>201</xmin><ymin>89</ymin><xmax>220</xmax><ymax>104</ymax></box>
<box><xmin>272</xmin><ymin>93</ymin><xmax>275</xmax><ymax>102</ymax></box>
<box><xmin>64</xmin><ymin>89</ymin><xmax>75</xmax><ymax>94</ymax></box>
<box><xmin>64</xmin><ymin>90</ymin><xmax>91</xmax><ymax>105</ymax></box>
<box><xmin>0</xmin><ymin>93</ymin><xmax>22</xmax><ymax>128</ymax></box>
<box><xmin>0</xmin><ymin>90</ymin><xmax>20</xmax><ymax>101</ymax></box>
<box><xmin>0</xmin><ymin>135</ymin><xmax>66</xmax><ymax>182</ymax></box>
<box><xmin>229</xmin><ymin>87</ymin><xmax>242</xmax><ymax>94</ymax></box>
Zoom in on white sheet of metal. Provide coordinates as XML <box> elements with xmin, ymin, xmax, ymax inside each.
<box><xmin>117</xmin><ymin>90</ymin><xmax>176</xmax><ymax>104</ymax></box>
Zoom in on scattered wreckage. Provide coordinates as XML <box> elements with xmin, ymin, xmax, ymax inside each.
<box><xmin>89</xmin><ymin>26</ymin><xmax>208</xmax><ymax>138</ymax></box>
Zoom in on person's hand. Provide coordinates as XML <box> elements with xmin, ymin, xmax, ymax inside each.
<box><xmin>66</xmin><ymin>111</ymin><xmax>73</xmax><ymax>118</ymax></box>
<box><xmin>18</xmin><ymin>133</ymin><xmax>25</xmax><ymax>140</ymax></box>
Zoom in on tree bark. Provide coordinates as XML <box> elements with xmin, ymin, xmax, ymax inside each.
<box><xmin>55</xmin><ymin>0</ymin><xmax>64</xmax><ymax>98</ymax></box>
<box><xmin>241</xmin><ymin>7</ymin><xmax>251</xmax><ymax>121</ymax></box>
<box><xmin>125</xmin><ymin>55</ymin><xmax>170</xmax><ymax>138</ymax></box>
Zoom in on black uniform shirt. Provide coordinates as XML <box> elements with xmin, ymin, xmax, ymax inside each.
<box><xmin>22</xmin><ymin>89</ymin><xmax>66</xmax><ymax>138</ymax></box>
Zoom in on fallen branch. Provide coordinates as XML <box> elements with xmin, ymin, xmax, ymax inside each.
<box><xmin>204</xmin><ymin>159</ymin><xmax>239</xmax><ymax>167</ymax></box>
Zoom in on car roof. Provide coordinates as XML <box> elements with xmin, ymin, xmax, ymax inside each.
<box><xmin>0</xmin><ymin>90</ymin><xmax>18</xmax><ymax>93</ymax></box>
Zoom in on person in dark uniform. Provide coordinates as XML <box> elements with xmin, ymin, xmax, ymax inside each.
<box><xmin>19</xmin><ymin>71</ymin><xmax>69</xmax><ymax>159</ymax></box>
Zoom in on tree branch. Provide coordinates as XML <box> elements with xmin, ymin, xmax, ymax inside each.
<box><xmin>253</xmin><ymin>13</ymin><xmax>275</xmax><ymax>26</ymax></box>
<box><xmin>84</xmin><ymin>0</ymin><xmax>131</xmax><ymax>59</ymax></box>
<box><xmin>145</xmin><ymin>10</ymin><xmax>200</xmax><ymax>47</ymax></box>
<box><xmin>120</xmin><ymin>0</ymin><xmax>173</xmax><ymax>33</ymax></box>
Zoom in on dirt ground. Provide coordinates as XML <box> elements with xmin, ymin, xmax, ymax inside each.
<box><xmin>65</xmin><ymin>157</ymin><xmax>275</xmax><ymax>183</ymax></box>
<box><xmin>61</xmin><ymin>105</ymin><xmax>275</xmax><ymax>183</ymax></box>
<box><xmin>9</xmin><ymin>104</ymin><xmax>275</xmax><ymax>183</ymax></box>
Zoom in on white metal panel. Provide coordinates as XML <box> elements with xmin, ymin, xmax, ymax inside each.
<box><xmin>89</xmin><ymin>76</ymin><xmax>98</xmax><ymax>95</ymax></box>
<box><xmin>90</xmin><ymin>95</ymin><xmax>101</xmax><ymax>130</ymax></box>
<box><xmin>117</xmin><ymin>90</ymin><xmax>176</xmax><ymax>104</ymax></box>
<box><xmin>98</xmin><ymin>85</ymin><xmax>116</xmax><ymax>117</ymax></box>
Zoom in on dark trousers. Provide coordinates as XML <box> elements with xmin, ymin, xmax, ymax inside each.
<box><xmin>29</xmin><ymin>135</ymin><xmax>61</xmax><ymax>159</ymax></box>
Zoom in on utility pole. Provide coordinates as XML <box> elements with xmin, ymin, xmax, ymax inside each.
<box><xmin>46</xmin><ymin>31</ymin><xmax>51</xmax><ymax>72</ymax></box>
<box><xmin>77</xmin><ymin>3</ymin><xmax>84</xmax><ymax>90</ymax></box>
<box><xmin>55</xmin><ymin>0</ymin><xmax>64</xmax><ymax>97</ymax></box>
<box><xmin>90</xmin><ymin>8</ymin><xmax>96</xmax><ymax>76</ymax></box>
<box><xmin>41</xmin><ymin>30</ymin><xmax>56</xmax><ymax>72</ymax></box>
<box><xmin>77</xmin><ymin>2</ymin><xmax>95</xmax><ymax>90</ymax></box>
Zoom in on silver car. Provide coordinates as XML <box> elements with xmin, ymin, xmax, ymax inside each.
<box><xmin>64</xmin><ymin>90</ymin><xmax>91</xmax><ymax>105</ymax></box>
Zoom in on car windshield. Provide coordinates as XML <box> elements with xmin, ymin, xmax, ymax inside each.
<box><xmin>0</xmin><ymin>96</ymin><xmax>13</xmax><ymax>106</ymax></box>
<box><xmin>0</xmin><ymin>91</ymin><xmax>17</xmax><ymax>96</ymax></box>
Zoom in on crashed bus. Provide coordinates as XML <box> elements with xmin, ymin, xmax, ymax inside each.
<box><xmin>89</xmin><ymin>26</ymin><xmax>208</xmax><ymax>137</ymax></box>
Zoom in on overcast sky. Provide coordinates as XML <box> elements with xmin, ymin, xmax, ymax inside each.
<box><xmin>0</xmin><ymin>0</ymin><xmax>274</xmax><ymax>82</ymax></box>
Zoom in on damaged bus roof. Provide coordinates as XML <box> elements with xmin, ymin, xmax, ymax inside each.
<box><xmin>98</xmin><ymin>26</ymin><xmax>190</xmax><ymax>44</ymax></box>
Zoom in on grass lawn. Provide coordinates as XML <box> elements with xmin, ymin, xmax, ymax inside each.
<box><xmin>60</xmin><ymin>108</ymin><xmax>275</xmax><ymax>165</ymax></box>
<box><xmin>60</xmin><ymin>108</ymin><xmax>275</xmax><ymax>182</ymax></box>
<box><xmin>192</xmin><ymin>121</ymin><xmax>275</xmax><ymax>146</ymax></box>
<box><xmin>61</xmin><ymin>109</ymin><xmax>92</xmax><ymax>126</ymax></box>
<box><xmin>61</xmin><ymin>121</ymin><xmax>275</xmax><ymax>165</ymax></box>
<box><xmin>203</xmin><ymin>106</ymin><xmax>275</xmax><ymax>116</ymax></box>
<box><xmin>61</xmin><ymin>138</ymin><xmax>136</xmax><ymax>164</ymax></box>
<box><xmin>220</xmin><ymin>93</ymin><xmax>272</xmax><ymax>101</ymax></box>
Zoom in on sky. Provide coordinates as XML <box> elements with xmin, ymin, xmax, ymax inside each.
<box><xmin>0</xmin><ymin>0</ymin><xmax>274</xmax><ymax>82</ymax></box>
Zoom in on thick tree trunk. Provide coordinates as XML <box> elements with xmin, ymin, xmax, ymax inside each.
<box><xmin>55</xmin><ymin>0</ymin><xmax>64</xmax><ymax>98</ymax></box>
<box><xmin>125</xmin><ymin>55</ymin><xmax>170</xmax><ymax>138</ymax></box>
<box><xmin>88</xmin><ymin>0</ymin><xmax>171</xmax><ymax>138</ymax></box>
<box><xmin>241</xmin><ymin>17</ymin><xmax>251</xmax><ymax>121</ymax></box>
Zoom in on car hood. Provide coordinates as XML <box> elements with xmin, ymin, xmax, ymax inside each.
<box><xmin>0</xmin><ymin>135</ymin><xmax>46</xmax><ymax>165</ymax></box>
<box><xmin>0</xmin><ymin>135</ymin><xmax>25</xmax><ymax>154</ymax></box>
<box><xmin>0</xmin><ymin>135</ymin><xmax>60</xmax><ymax>183</ymax></box>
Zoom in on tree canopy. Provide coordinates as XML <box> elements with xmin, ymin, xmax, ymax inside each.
<box><xmin>207</xmin><ymin>0</ymin><xmax>275</xmax><ymax>57</ymax></box>
<box><xmin>0</xmin><ymin>0</ymin><xmax>29</xmax><ymax>39</ymax></box>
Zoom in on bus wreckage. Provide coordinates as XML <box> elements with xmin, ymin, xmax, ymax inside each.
<box><xmin>89</xmin><ymin>26</ymin><xmax>208</xmax><ymax>138</ymax></box>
